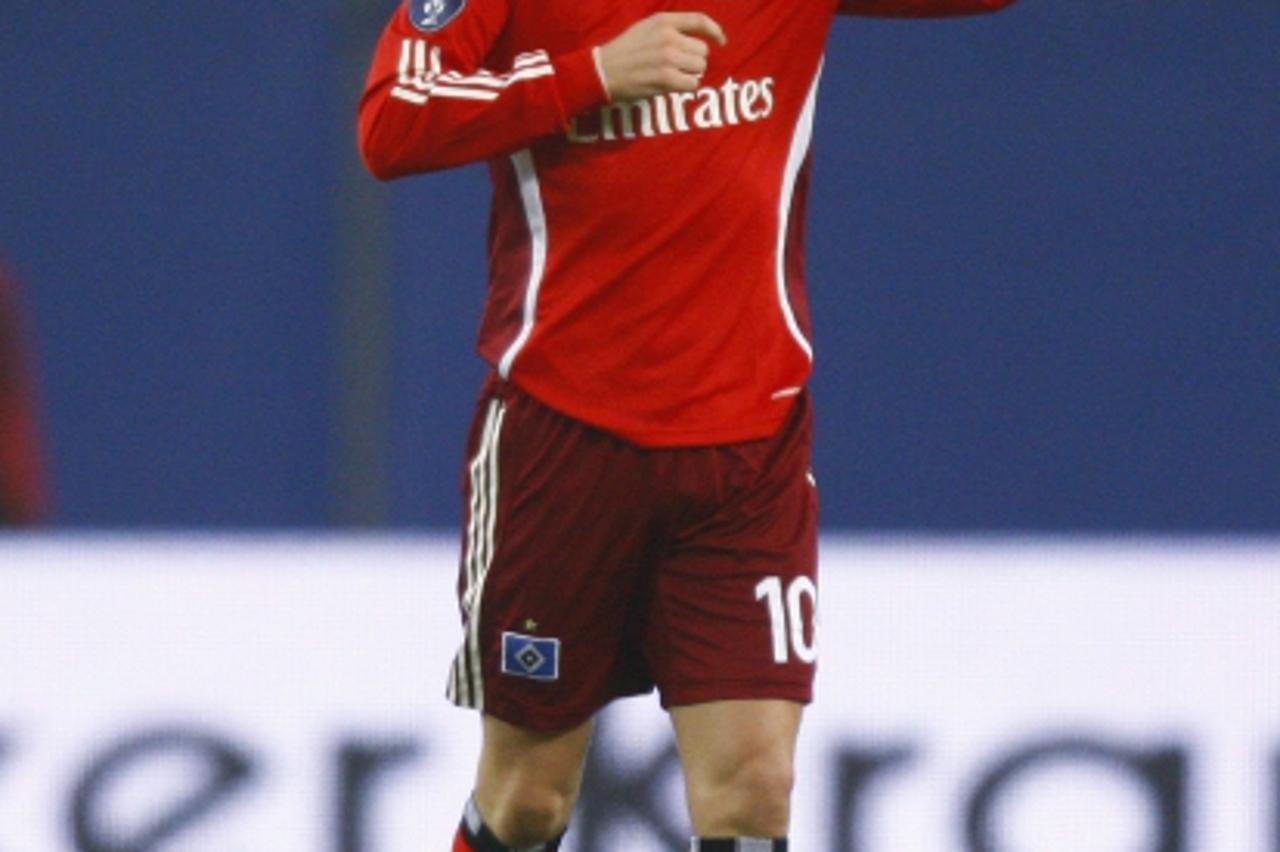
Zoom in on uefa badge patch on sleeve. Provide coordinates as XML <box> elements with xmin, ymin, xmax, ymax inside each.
<box><xmin>501</xmin><ymin>631</ymin><xmax>561</xmax><ymax>681</ymax></box>
<box><xmin>409</xmin><ymin>0</ymin><xmax>466</xmax><ymax>32</ymax></box>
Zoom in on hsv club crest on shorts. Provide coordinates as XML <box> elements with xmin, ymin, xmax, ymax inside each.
<box><xmin>501</xmin><ymin>631</ymin><xmax>561</xmax><ymax>681</ymax></box>
<box><xmin>409</xmin><ymin>0</ymin><xmax>466</xmax><ymax>32</ymax></box>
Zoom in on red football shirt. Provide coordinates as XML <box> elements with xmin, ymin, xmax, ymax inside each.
<box><xmin>360</xmin><ymin>0</ymin><xmax>1014</xmax><ymax>446</ymax></box>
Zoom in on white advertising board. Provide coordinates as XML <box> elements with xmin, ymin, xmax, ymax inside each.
<box><xmin>0</xmin><ymin>536</ymin><xmax>1277</xmax><ymax>850</ymax></box>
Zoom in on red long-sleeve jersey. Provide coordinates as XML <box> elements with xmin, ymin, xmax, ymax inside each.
<box><xmin>360</xmin><ymin>0</ymin><xmax>1015</xmax><ymax>446</ymax></box>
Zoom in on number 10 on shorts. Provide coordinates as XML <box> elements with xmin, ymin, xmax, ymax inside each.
<box><xmin>755</xmin><ymin>575</ymin><xmax>818</xmax><ymax>664</ymax></box>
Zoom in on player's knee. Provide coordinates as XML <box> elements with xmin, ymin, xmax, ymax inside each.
<box><xmin>728</xmin><ymin>757</ymin><xmax>794</xmax><ymax>834</ymax></box>
<box><xmin>690</xmin><ymin>750</ymin><xmax>794</xmax><ymax>836</ymax></box>
<box><xmin>488</xmin><ymin>786</ymin><xmax>575</xmax><ymax>846</ymax></box>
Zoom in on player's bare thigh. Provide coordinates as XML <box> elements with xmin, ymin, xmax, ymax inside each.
<box><xmin>671</xmin><ymin>699</ymin><xmax>804</xmax><ymax>837</ymax></box>
<box><xmin>474</xmin><ymin>714</ymin><xmax>594</xmax><ymax>846</ymax></box>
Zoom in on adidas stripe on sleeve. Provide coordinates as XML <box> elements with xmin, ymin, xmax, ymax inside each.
<box><xmin>359</xmin><ymin>0</ymin><xmax>608</xmax><ymax>176</ymax></box>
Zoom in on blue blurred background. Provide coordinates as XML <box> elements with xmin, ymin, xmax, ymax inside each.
<box><xmin>2</xmin><ymin>1</ymin><xmax>1277</xmax><ymax>530</ymax></box>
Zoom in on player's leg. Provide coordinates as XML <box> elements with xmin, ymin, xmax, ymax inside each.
<box><xmin>447</xmin><ymin>376</ymin><xmax>662</xmax><ymax>849</ymax></box>
<box><xmin>647</xmin><ymin>392</ymin><xmax>818</xmax><ymax>850</ymax></box>
<box><xmin>671</xmin><ymin>698</ymin><xmax>802</xmax><ymax>841</ymax></box>
<box><xmin>454</xmin><ymin>714</ymin><xmax>593</xmax><ymax>850</ymax></box>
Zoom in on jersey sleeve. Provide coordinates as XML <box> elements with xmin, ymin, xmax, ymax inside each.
<box><xmin>358</xmin><ymin>0</ymin><xmax>609</xmax><ymax>179</ymax></box>
<box><xmin>836</xmin><ymin>0</ymin><xmax>1016</xmax><ymax>17</ymax></box>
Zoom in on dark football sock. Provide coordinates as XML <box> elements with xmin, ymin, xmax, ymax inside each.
<box><xmin>454</xmin><ymin>796</ymin><xmax>565</xmax><ymax>852</ymax></box>
<box><xmin>691</xmin><ymin>838</ymin><xmax>788</xmax><ymax>851</ymax></box>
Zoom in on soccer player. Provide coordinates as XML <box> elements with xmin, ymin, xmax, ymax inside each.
<box><xmin>358</xmin><ymin>0</ymin><xmax>1016</xmax><ymax>848</ymax></box>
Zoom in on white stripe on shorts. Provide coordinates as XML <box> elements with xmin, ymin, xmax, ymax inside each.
<box><xmin>447</xmin><ymin>399</ymin><xmax>506</xmax><ymax>711</ymax></box>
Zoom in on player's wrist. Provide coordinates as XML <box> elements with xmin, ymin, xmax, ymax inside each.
<box><xmin>549</xmin><ymin>46</ymin><xmax>612</xmax><ymax>124</ymax></box>
<box><xmin>590</xmin><ymin>45</ymin><xmax>613</xmax><ymax>101</ymax></box>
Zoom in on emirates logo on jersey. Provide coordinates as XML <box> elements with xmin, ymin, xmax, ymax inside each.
<box><xmin>409</xmin><ymin>0</ymin><xmax>465</xmax><ymax>32</ymax></box>
<box><xmin>567</xmin><ymin>76</ymin><xmax>776</xmax><ymax>145</ymax></box>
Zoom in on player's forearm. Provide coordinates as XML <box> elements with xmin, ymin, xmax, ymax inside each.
<box><xmin>836</xmin><ymin>0</ymin><xmax>1017</xmax><ymax>18</ymax></box>
<box><xmin>358</xmin><ymin>46</ymin><xmax>605</xmax><ymax>179</ymax></box>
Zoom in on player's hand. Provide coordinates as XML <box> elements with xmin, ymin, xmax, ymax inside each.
<box><xmin>595</xmin><ymin>12</ymin><xmax>727</xmax><ymax>102</ymax></box>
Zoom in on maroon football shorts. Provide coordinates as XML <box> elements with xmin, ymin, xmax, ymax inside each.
<box><xmin>445</xmin><ymin>375</ymin><xmax>818</xmax><ymax>731</ymax></box>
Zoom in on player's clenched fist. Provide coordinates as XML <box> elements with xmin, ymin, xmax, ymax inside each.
<box><xmin>595</xmin><ymin>12</ymin><xmax>727</xmax><ymax>102</ymax></box>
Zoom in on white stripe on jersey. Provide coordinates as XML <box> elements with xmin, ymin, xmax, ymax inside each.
<box><xmin>389</xmin><ymin>86</ymin><xmax>428</xmax><ymax>105</ymax></box>
<box><xmin>392</xmin><ymin>40</ymin><xmax>551</xmax><ymax>106</ymax></box>
<box><xmin>774</xmin><ymin>61</ymin><xmax>822</xmax><ymax>362</ymax></box>
<box><xmin>438</xmin><ymin>65</ymin><xmax>555</xmax><ymax>89</ymax></box>
<box><xmin>497</xmin><ymin>150</ymin><xmax>549</xmax><ymax>379</ymax></box>
<box><xmin>393</xmin><ymin>85</ymin><xmax>498</xmax><ymax>104</ymax></box>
